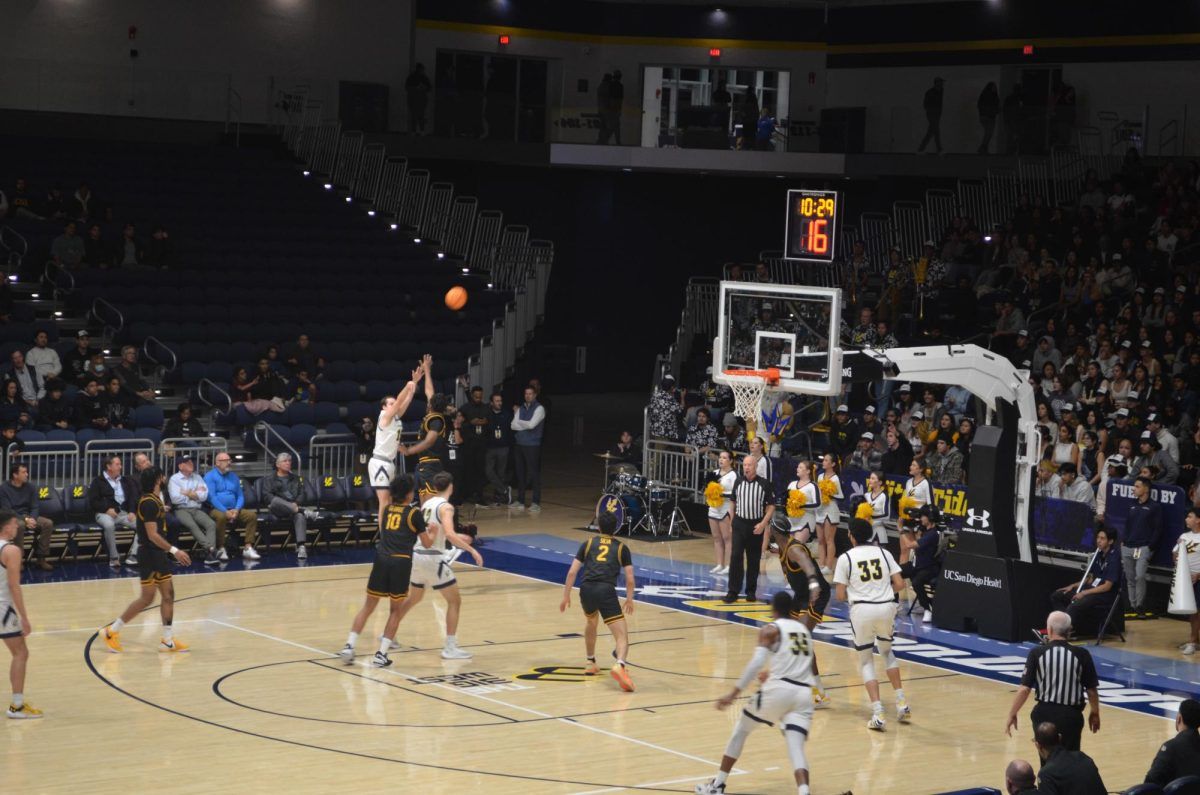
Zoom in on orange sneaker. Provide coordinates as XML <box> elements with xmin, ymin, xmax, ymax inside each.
<box><xmin>159</xmin><ymin>637</ymin><xmax>189</xmax><ymax>653</ymax></box>
<box><xmin>99</xmin><ymin>626</ymin><xmax>122</xmax><ymax>653</ymax></box>
<box><xmin>610</xmin><ymin>662</ymin><xmax>635</xmax><ymax>692</ymax></box>
<box><xmin>584</xmin><ymin>661</ymin><xmax>599</xmax><ymax>675</ymax></box>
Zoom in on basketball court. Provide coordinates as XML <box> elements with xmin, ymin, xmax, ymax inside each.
<box><xmin>3</xmin><ymin>484</ymin><xmax>1191</xmax><ymax>794</ymax></box>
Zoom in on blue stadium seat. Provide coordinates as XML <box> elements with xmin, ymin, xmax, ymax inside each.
<box><xmin>74</xmin><ymin>428</ymin><xmax>104</xmax><ymax>447</ymax></box>
<box><xmin>326</xmin><ymin>422</ymin><xmax>351</xmax><ymax>436</ymax></box>
<box><xmin>133</xmin><ymin>405</ymin><xmax>165</xmax><ymax>430</ymax></box>
<box><xmin>205</xmin><ymin>361</ymin><xmax>233</xmax><ymax>382</ymax></box>
<box><xmin>354</xmin><ymin>361</ymin><xmax>381</xmax><ymax>382</ymax></box>
<box><xmin>363</xmin><ymin>380</ymin><xmax>391</xmax><ymax>401</ymax></box>
<box><xmin>181</xmin><ymin>361</ymin><xmax>206</xmax><ymax>385</ymax></box>
<box><xmin>288</xmin><ymin>403</ymin><xmax>315</xmax><ymax>425</ymax></box>
<box><xmin>1165</xmin><ymin>777</ymin><xmax>1200</xmax><ymax>795</ymax></box>
<box><xmin>1124</xmin><ymin>785</ymin><xmax>1163</xmax><ymax>795</ymax></box>
<box><xmin>133</xmin><ymin>429</ymin><xmax>163</xmax><ymax>447</ymax></box>
<box><xmin>106</xmin><ymin>428</ymin><xmax>135</xmax><ymax>440</ymax></box>
<box><xmin>323</xmin><ymin>381</ymin><xmax>360</xmax><ymax>403</ymax></box>
<box><xmin>313</xmin><ymin>402</ymin><xmax>340</xmax><ymax>426</ymax></box>
<box><xmin>45</xmin><ymin>429</ymin><xmax>75</xmax><ymax>444</ymax></box>
<box><xmin>345</xmin><ymin>401</ymin><xmax>373</xmax><ymax>421</ymax></box>
<box><xmin>288</xmin><ymin>424</ymin><xmax>317</xmax><ymax>450</ymax></box>
<box><xmin>16</xmin><ymin>430</ymin><xmax>45</xmax><ymax>444</ymax></box>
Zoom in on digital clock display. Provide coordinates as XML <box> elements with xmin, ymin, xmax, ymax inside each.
<box><xmin>784</xmin><ymin>189</ymin><xmax>840</xmax><ymax>263</ymax></box>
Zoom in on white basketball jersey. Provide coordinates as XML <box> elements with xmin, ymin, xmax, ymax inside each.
<box><xmin>373</xmin><ymin>411</ymin><xmax>399</xmax><ymax>460</ymax></box>
<box><xmin>420</xmin><ymin>496</ymin><xmax>450</xmax><ymax>550</ymax></box>
<box><xmin>0</xmin><ymin>539</ymin><xmax>11</xmax><ymax>603</ymax></box>
<box><xmin>767</xmin><ymin>618</ymin><xmax>815</xmax><ymax>683</ymax></box>
<box><xmin>834</xmin><ymin>545</ymin><xmax>899</xmax><ymax>604</ymax></box>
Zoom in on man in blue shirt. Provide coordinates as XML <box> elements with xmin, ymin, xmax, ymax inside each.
<box><xmin>899</xmin><ymin>505</ymin><xmax>942</xmax><ymax>624</ymax></box>
<box><xmin>1122</xmin><ymin>476</ymin><xmax>1162</xmax><ymax>620</ymax></box>
<box><xmin>204</xmin><ymin>452</ymin><xmax>260</xmax><ymax>561</ymax></box>
<box><xmin>1050</xmin><ymin>526</ymin><xmax>1121</xmax><ymax>634</ymax></box>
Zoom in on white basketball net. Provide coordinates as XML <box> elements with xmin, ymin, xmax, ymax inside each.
<box><xmin>728</xmin><ymin>376</ymin><xmax>768</xmax><ymax>420</ymax></box>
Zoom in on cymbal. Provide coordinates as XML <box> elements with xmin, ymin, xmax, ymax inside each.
<box><xmin>594</xmin><ymin>452</ymin><xmax>624</xmax><ymax>460</ymax></box>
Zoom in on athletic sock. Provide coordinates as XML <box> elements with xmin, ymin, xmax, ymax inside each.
<box><xmin>11</xmin><ymin>693</ymin><xmax>22</xmax><ymax>708</ymax></box>
<box><xmin>799</xmin><ymin>785</ymin><xmax>810</xmax><ymax>795</ymax></box>
<box><xmin>895</xmin><ymin>688</ymin><xmax>906</xmax><ymax>702</ymax></box>
<box><xmin>813</xmin><ymin>674</ymin><xmax>824</xmax><ymax>691</ymax></box>
<box><xmin>346</xmin><ymin>632</ymin><xmax>358</xmax><ymax>648</ymax></box>
<box><xmin>162</xmin><ymin>625</ymin><xmax>174</xmax><ymax>642</ymax></box>
<box><xmin>714</xmin><ymin>770</ymin><xmax>729</xmax><ymax>787</ymax></box>
<box><xmin>445</xmin><ymin>634</ymin><xmax>457</xmax><ymax>648</ymax></box>
<box><xmin>586</xmin><ymin>656</ymin><xmax>596</xmax><ymax>663</ymax></box>
<box><xmin>871</xmin><ymin>700</ymin><xmax>883</xmax><ymax>714</ymax></box>
<box><xmin>111</xmin><ymin>618</ymin><xmax>125</xmax><ymax>632</ymax></box>
<box><xmin>378</xmin><ymin>636</ymin><xmax>392</xmax><ymax>656</ymax></box>
<box><xmin>617</xmin><ymin>659</ymin><xmax>627</xmax><ymax>666</ymax></box>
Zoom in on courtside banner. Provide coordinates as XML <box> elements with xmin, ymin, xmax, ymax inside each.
<box><xmin>1102</xmin><ymin>478</ymin><xmax>1188</xmax><ymax>566</ymax></box>
<box><xmin>841</xmin><ymin>467</ymin><xmax>970</xmax><ymax>530</ymax></box>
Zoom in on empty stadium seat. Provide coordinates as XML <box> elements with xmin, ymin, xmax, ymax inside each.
<box><xmin>133</xmin><ymin>405</ymin><xmax>165</xmax><ymax>430</ymax></box>
<box><xmin>313</xmin><ymin>402</ymin><xmax>340</xmax><ymax>426</ymax></box>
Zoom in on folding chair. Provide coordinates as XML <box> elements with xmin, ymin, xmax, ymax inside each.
<box><xmin>1093</xmin><ymin>580</ymin><xmax>1127</xmax><ymax>646</ymax></box>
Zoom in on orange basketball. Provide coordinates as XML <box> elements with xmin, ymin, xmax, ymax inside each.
<box><xmin>444</xmin><ymin>286</ymin><xmax>468</xmax><ymax>311</ymax></box>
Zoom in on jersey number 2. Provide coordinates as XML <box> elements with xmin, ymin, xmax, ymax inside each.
<box><xmin>596</xmin><ymin>541</ymin><xmax>611</xmax><ymax>562</ymax></box>
<box><xmin>788</xmin><ymin>632</ymin><xmax>809</xmax><ymax>656</ymax></box>
<box><xmin>857</xmin><ymin>559</ymin><xmax>883</xmax><ymax>582</ymax></box>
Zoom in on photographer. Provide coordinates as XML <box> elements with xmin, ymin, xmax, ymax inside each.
<box><xmin>899</xmin><ymin>504</ymin><xmax>944</xmax><ymax>624</ymax></box>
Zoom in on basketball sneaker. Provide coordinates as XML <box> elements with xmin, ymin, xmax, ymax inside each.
<box><xmin>98</xmin><ymin>626</ymin><xmax>122</xmax><ymax>653</ymax></box>
<box><xmin>1184</xmin><ymin>643</ymin><xmax>1196</xmax><ymax>655</ymax></box>
<box><xmin>296</xmin><ymin>545</ymin><xmax>308</xmax><ymax>561</ymax></box>
<box><xmin>813</xmin><ymin>686</ymin><xmax>831</xmax><ymax>709</ymax></box>
<box><xmin>441</xmin><ymin>644</ymin><xmax>472</xmax><ymax>660</ymax></box>
<box><xmin>611</xmin><ymin>662</ymin><xmax>635</xmax><ymax>692</ymax></box>
<box><xmin>897</xmin><ymin>697</ymin><xmax>912</xmax><ymax>723</ymax></box>
<box><xmin>6</xmin><ymin>703</ymin><xmax>42</xmax><ymax>720</ymax></box>
<box><xmin>159</xmin><ymin>637</ymin><xmax>189</xmax><ymax>653</ymax></box>
<box><xmin>584</xmin><ymin>660</ymin><xmax>599</xmax><ymax>675</ymax></box>
<box><xmin>338</xmin><ymin>644</ymin><xmax>355</xmax><ymax>664</ymax></box>
<box><xmin>371</xmin><ymin>652</ymin><xmax>392</xmax><ymax>668</ymax></box>
<box><xmin>694</xmin><ymin>780</ymin><xmax>725</xmax><ymax>794</ymax></box>
<box><xmin>867</xmin><ymin>711</ymin><xmax>887</xmax><ymax>731</ymax></box>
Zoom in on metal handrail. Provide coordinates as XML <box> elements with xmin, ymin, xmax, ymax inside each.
<box><xmin>44</xmin><ymin>259</ymin><xmax>75</xmax><ymax>300</ymax></box>
<box><xmin>91</xmin><ymin>296</ymin><xmax>124</xmax><ymax>336</ymax></box>
<box><xmin>253</xmin><ymin>421</ymin><xmax>302</xmax><ymax>466</ymax></box>
<box><xmin>197</xmin><ymin>377</ymin><xmax>233</xmax><ymax>415</ymax></box>
<box><xmin>0</xmin><ymin>225</ymin><xmax>28</xmax><ymax>256</ymax></box>
<box><xmin>142</xmin><ymin>335</ymin><xmax>178</xmax><ymax>374</ymax></box>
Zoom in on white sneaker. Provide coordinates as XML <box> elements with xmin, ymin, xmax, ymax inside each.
<box><xmin>1184</xmin><ymin>643</ymin><xmax>1197</xmax><ymax>655</ymax></box>
<box><xmin>441</xmin><ymin>645</ymin><xmax>473</xmax><ymax>660</ymax></box>
<box><xmin>242</xmin><ymin>546</ymin><xmax>261</xmax><ymax>560</ymax></box>
<box><xmin>338</xmin><ymin>644</ymin><xmax>355</xmax><ymax>664</ymax></box>
<box><xmin>922</xmin><ymin>610</ymin><xmax>933</xmax><ymax>624</ymax></box>
<box><xmin>529</xmin><ymin>503</ymin><xmax>542</xmax><ymax>513</ymax></box>
<box><xmin>897</xmin><ymin>700</ymin><xmax>912</xmax><ymax>723</ymax></box>
<box><xmin>868</xmin><ymin>712</ymin><xmax>887</xmax><ymax>731</ymax></box>
<box><xmin>511</xmin><ymin>503</ymin><xmax>525</xmax><ymax>512</ymax></box>
<box><xmin>303</xmin><ymin>509</ymin><xmax>319</xmax><ymax>521</ymax></box>
<box><xmin>717</xmin><ymin>565</ymin><xmax>729</xmax><ymax>575</ymax></box>
<box><xmin>813</xmin><ymin>687</ymin><xmax>831</xmax><ymax>709</ymax></box>
<box><xmin>709</xmin><ymin>564</ymin><xmax>722</xmax><ymax>573</ymax></box>
<box><xmin>370</xmin><ymin>652</ymin><xmax>392</xmax><ymax>668</ymax></box>
<box><xmin>694</xmin><ymin>781</ymin><xmax>726</xmax><ymax>794</ymax></box>
<box><xmin>217</xmin><ymin>547</ymin><xmax>229</xmax><ymax>561</ymax></box>
<box><xmin>296</xmin><ymin>545</ymin><xmax>308</xmax><ymax>561</ymax></box>
<box><xmin>1181</xmin><ymin>641</ymin><xmax>1195</xmax><ymax>650</ymax></box>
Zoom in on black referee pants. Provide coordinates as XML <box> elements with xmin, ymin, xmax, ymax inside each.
<box><xmin>1031</xmin><ymin>701</ymin><xmax>1084</xmax><ymax>752</ymax></box>
<box><xmin>727</xmin><ymin>516</ymin><xmax>763</xmax><ymax>599</ymax></box>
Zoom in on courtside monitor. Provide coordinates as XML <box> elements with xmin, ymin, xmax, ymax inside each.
<box><xmin>713</xmin><ymin>281</ymin><xmax>843</xmax><ymax>397</ymax></box>
<box><xmin>784</xmin><ymin>188</ymin><xmax>839</xmax><ymax>263</ymax></box>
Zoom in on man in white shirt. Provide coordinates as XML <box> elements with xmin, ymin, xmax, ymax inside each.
<box><xmin>168</xmin><ymin>454</ymin><xmax>220</xmax><ymax>566</ymax></box>
<box><xmin>1035</xmin><ymin>462</ymin><xmax>1063</xmax><ymax>498</ymax></box>
<box><xmin>833</xmin><ymin>518</ymin><xmax>909</xmax><ymax>732</ymax></box>
<box><xmin>1057</xmin><ymin>463</ymin><xmax>1096</xmax><ymax>512</ymax></box>
<box><xmin>1147</xmin><ymin>413</ymin><xmax>1180</xmax><ymax>464</ymax></box>
<box><xmin>25</xmin><ymin>331</ymin><xmax>62</xmax><ymax>380</ymax></box>
<box><xmin>1158</xmin><ymin>222</ymin><xmax>1179</xmax><ymax>259</ymax></box>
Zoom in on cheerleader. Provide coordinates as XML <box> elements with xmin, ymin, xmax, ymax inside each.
<box><xmin>865</xmin><ymin>470</ymin><xmax>889</xmax><ymax>545</ymax></box>
<box><xmin>705</xmin><ymin>451</ymin><xmax>737</xmax><ymax>575</ymax></box>
<box><xmin>814</xmin><ymin>453</ymin><xmax>843</xmax><ymax>575</ymax></box>
<box><xmin>785</xmin><ymin>460</ymin><xmax>820</xmax><ymax>543</ymax></box>
<box><xmin>899</xmin><ymin>458</ymin><xmax>932</xmax><ymax>564</ymax></box>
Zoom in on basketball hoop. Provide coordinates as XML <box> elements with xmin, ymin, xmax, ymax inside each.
<box><xmin>723</xmin><ymin>368</ymin><xmax>780</xmax><ymax>420</ymax></box>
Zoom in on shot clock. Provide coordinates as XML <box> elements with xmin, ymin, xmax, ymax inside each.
<box><xmin>784</xmin><ymin>189</ymin><xmax>840</xmax><ymax>263</ymax></box>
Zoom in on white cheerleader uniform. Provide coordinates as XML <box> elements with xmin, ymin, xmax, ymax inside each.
<box><xmin>707</xmin><ymin>469</ymin><xmax>737</xmax><ymax>520</ymax></box>
<box><xmin>866</xmin><ymin>489</ymin><xmax>889</xmax><ymax>545</ymax></box>
<box><xmin>903</xmin><ymin>476</ymin><xmax>932</xmax><ymax>514</ymax></box>
<box><xmin>786</xmin><ymin>480</ymin><xmax>820</xmax><ymax>535</ymax></box>
<box><xmin>814</xmin><ymin>472</ymin><xmax>843</xmax><ymax>525</ymax></box>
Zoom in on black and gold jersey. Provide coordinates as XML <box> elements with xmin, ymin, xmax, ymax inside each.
<box><xmin>575</xmin><ymin>534</ymin><xmax>632</xmax><ymax>585</ymax></box>
<box><xmin>135</xmin><ymin>493</ymin><xmax>166</xmax><ymax>546</ymax></box>
<box><xmin>420</xmin><ymin>412</ymin><xmax>448</xmax><ymax>466</ymax></box>
<box><xmin>377</xmin><ymin>503</ymin><xmax>426</xmax><ymax>557</ymax></box>
<box><xmin>780</xmin><ymin>538</ymin><xmax>828</xmax><ymax>599</ymax></box>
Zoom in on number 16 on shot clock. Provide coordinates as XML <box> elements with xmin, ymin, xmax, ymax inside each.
<box><xmin>784</xmin><ymin>188</ymin><xmax>840</xmax><ymax>263</ymax></box>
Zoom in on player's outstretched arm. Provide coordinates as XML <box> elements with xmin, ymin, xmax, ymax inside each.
<box><xmin>560</xmin><ymin>559</ymin><xmax>582</xmax><ymax>612</ymax></box>
<box><xmin>718</xmin><ymin>624</ymin><xmax>778</xmax><ymax>710</ymax></box>
<box><xmin>421</xmin><ymin>355</ymin><xmax>434</xmax><ymax>402</ymax></box>
<box><xmin>381</xmin><ymin>373</ymin><xmax>421</xmax><ymax>427</ymax></box>
<box><xmin>1</xmin><ymin>543</ymin><xmax>29</xmax><ymax>635</ymax></box>
<box><xmin>622</xmin><ymin>564</ymin><xmax>636</xmax><ymax>615</ymax></box>
<box><xmin>400</xmin><ymin>429</ymin><xmax>437</xmax><ymax>458</ymax></box>
<box><xmin>440</xmin><ymin>506</ymin><xmax>483</xmax><ymax>566</ymax></box>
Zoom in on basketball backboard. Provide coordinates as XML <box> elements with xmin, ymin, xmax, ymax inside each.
<box><xmin>712</xmin><ymin>281</ymin><xmax>843</xmax><ymax>396</ymax></box>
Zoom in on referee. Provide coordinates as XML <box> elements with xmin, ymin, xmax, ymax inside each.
<box><xmin>722</xmin><ymin>455</ymin><xmax>775</xmax><ymax>604</ymax></box>
<box><xmin>1005</xmin><ymin>610</ymin><xmax>1101</xmax><ymax>752</ymax></box>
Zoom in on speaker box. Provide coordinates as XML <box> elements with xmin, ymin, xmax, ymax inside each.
<box><xmin>961</xmin><ymin>423</ymin><xmax>1018</xmax><ymax>559</ymax></box>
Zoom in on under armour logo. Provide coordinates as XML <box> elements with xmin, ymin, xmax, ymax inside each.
<box><xmin>965</xmin><ymin>508</ymin><xmax>991</xmax><ymax>530</ymax></box>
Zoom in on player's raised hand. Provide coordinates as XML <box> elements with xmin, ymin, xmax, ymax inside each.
<box><xmin>421</xmin><ymin>354</ymin><xmax>432</xmax><ymax>372</ymax></box>
<box><xmin>410</xmin><ymin>366</ymin><xmax>423</xmax><ymax>384</ymax></box>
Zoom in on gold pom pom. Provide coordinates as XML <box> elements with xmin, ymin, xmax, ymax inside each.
<box><xmin>818</xmin><ymin>478</ymin><xmax>837</xmax><ymax>505</ymax></box>
<box><xmin>855</xmin><ymin>501</ymin><xmax>875</xmax><ymax>521</ymax></box>
<box><xmin>704</xmin><ymin>481</ymin><xmax>724</xmax><ymax>509</ymax></box>
<box><xmin>898</xmin><ymin>494</ymin><xmax>920</xmax><ymax>516</ymax></box>
<box><xmin>787</xmin><ymin>489</ymin><xmax>806</xmax><ymax>518</ymax></box>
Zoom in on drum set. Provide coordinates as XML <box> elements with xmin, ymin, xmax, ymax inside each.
<box><xmin>592</xmin><ymin>454</ymin><xmax>689</xmax><ymax>537</ymax></box>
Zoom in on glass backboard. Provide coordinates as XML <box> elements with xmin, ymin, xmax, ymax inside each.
<box><xmin>712</xmin><ymin>281</ymin><xmax>843</xmax><ymax>396</ymax></box>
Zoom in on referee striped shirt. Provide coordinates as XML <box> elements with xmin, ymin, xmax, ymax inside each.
<box><xmin>731</xmin><ymin>473</ymin><xmax>774</xmax><ymax>521</ymax></box>
<box><xmin>1020</xmin><ymin>640</ymin><xmax>1099</xmax><ymax>708</ymax></box>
